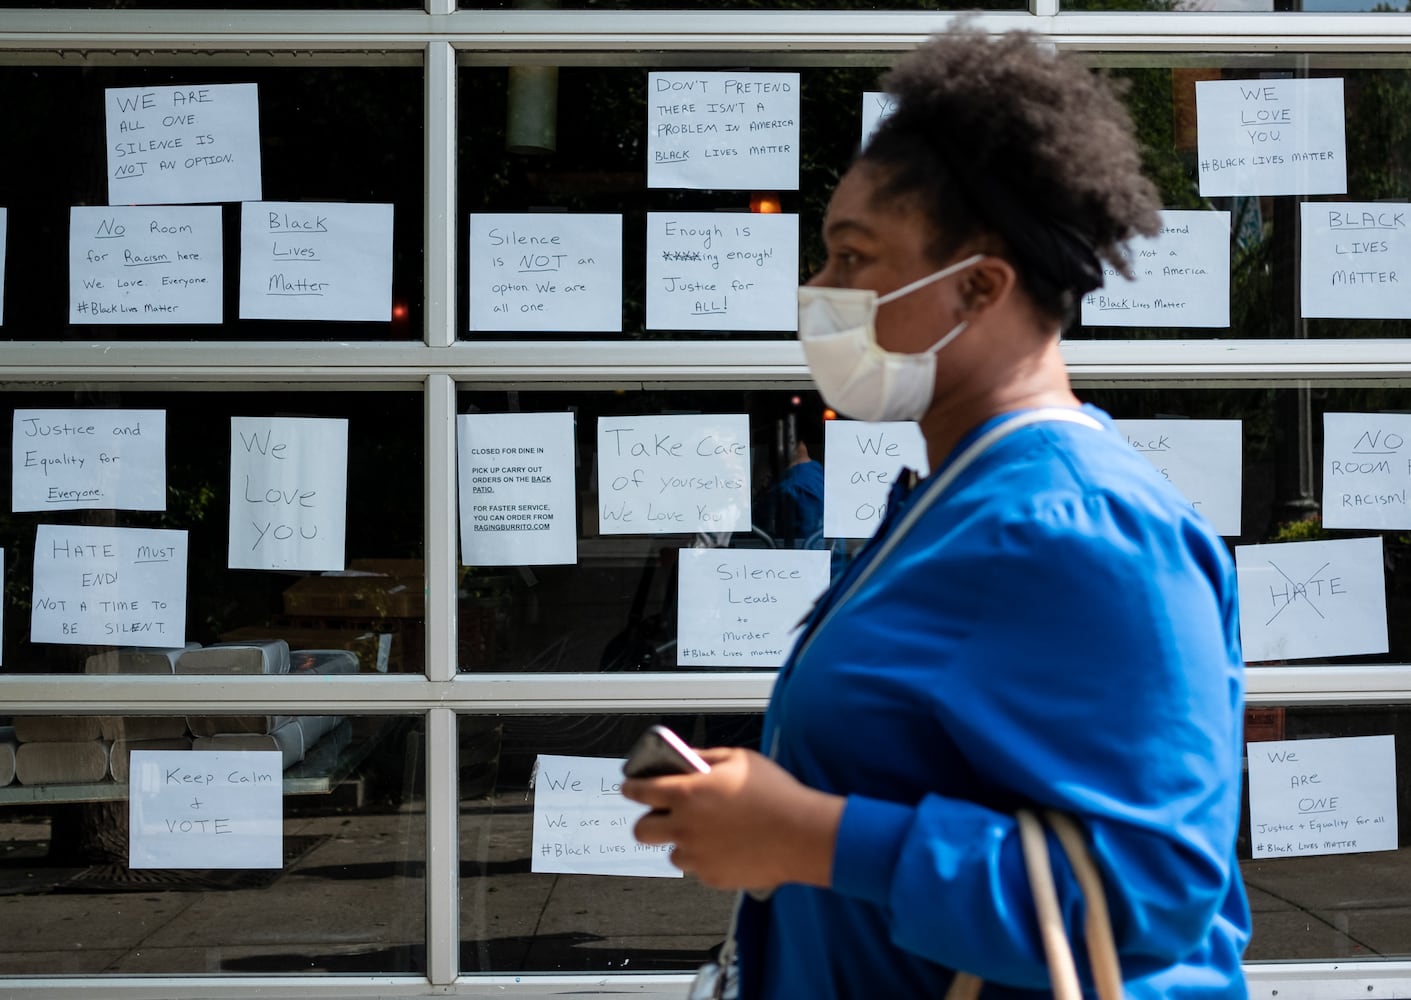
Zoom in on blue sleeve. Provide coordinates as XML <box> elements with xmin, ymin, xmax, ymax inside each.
<box><xmin>828</xmin><ymin>490</ymin><xmax>1245</xmax><ymax>988</ymax></box>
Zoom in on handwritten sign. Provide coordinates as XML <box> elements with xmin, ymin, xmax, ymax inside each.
<box><xmin>468</xmin><ymin>214</ymin><xmax>622</xmax><ymax>332</ymax></box>
<box><xmin>823</xmin><ymin>420</ymin><xmax>928</xmax><ymax>539</ymax></box>
<box><xmin>228</xmin><ymin>417</ymin><xmax>347</xmax><ymax>571</ymax></box>
<box><xmin>129</xmin><ymin>749</ymin><xmax>282</xmax><ymax>869</ymax></box>
<box><xmin>69</xmin><ymin>206</ymin><xmax>222</xmax><ymax>324</ymax></box>
<box><xmin>458</xmin><ymin>411</ymin><xmax>577</xmax><ymax>566</ymax></box>
<box><xmin>1081</xmin><ymin>211</ymin><xmax>1231</xmax><ymax>328</ymax></box>
<box><xmin>677</xmin><ymin>548</ymin><xmax>828</xmax><ymax>667</ymax></box>
<box><xmin>1321</xmin><ymin>412</ymin><xmax>1411</xmax><ymax>529</ymax></box>
<box><xmin>861</xmin><ymin>92</ymin><xmax>896</xmax><ymax>149</ymax></box>
<box><xmin>105</xmin><ymin>83</ymin><xmax>262</xmax><ymax>205</ymax></box>
<box><xmin>597</xmin><ymin>414</ymin><xmax>750</xmax><ymax>535</ymax></box>
<box><xmin>531</xmin><ymin>754</ymin><xmax>677</xmax><ymax>877</ymax></box>
<box><xmin>31</xmin><ymin>524</ymin><xmax>187</xmax><ymax>648</ymax></box>
<box><xmin>1300</xmin><ymin>202</ymin><xmax>1408</xmax><ymax>319</ymax></box>
<box><xmin>0</xmin><ymin>207</ymin><xmax>7</xmax><ymax>324</ymax></box>
<box><xmin>647</xmin><ymin>72</ymin><xmax>799</xmax><ymax>190</ymax></box>
<box><xmin>12</xmin><ymin>408</ymin><xmax>166</xmax><ymax>512</ymax></box>
<box><xmin>646</xmin><ymin>212</ymin><xmax>798</xmax><ymax>331</ymax></box>
<box><xmin>1235</xmin><ymin>536</ymin><xmax>1387</xmax><ymax>662</ymax></box>
<box><xmin>238</xmin><ymin>202</ymin><xmax>393</xmax><ymax>322</ymax></box>
<box><xmin>1196</xmin><ymin>78</ymin><xmax>1346</xmax><ymax>196</ymax></box>
<box><xmin>1114</xmin><ymin>419</ymin><xmax>1242</xmax><ymax>536</ymax></box>
<box><xmin>1247</xmin><ymin>735</ymin><xmax>1396</xmax><ymax>859</ymax></box>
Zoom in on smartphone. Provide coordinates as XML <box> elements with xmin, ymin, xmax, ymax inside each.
<box><xmin>622</xmin><ymin>724</ymin><xmax>712</xmax><ymax>779</ymax></box>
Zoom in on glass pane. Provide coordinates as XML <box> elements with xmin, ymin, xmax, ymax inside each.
<box><xmin>459</xmin><ymin>383</ymin><xmax>1411</xmax><ymax>671</ymax></box>
<box><xmin>1067</xmin><ymin>0</ymin><xmax>1405</xmax><ymax>13</ymax></box>
<box><xmin>467</xmin><ymin>1</ymin><xmax>1022</xmax><ymax>9</ymax></box>
<box><xmin>1065</xmin><ymin>58</ymin><xmax>1411</xmax><ymax>337</ymax></box>
<box><xmin>0</xmin><ymin>714</ymin><xmax>425</xmax><ymax>975</ymax></box>
<box><xmin>456</xmin><ymin>387</ymin><xmax>851</xmax><ymax>672</ymax></box>
<box><xmin>0</xmin><ymin>389</ymin><xmax>425</xmax><ymax>675</ymax></box>
<box><xmin>458</xmin><ymin>711</ymin><xmax>756</xmax><ymax>973</ymax></box>
<box><xmin>1241</xmin><ymin>704</ymin><xmax>1411</xmax><ymax>962</ymax></box>
<box><xmin>0</xmin><ymin>63</ymin><xmax>423</xmax><ymax>341</ymax></box>
<box><xmin>460</xmin><ymin>60</ymin><xmax>890</xmax><ymax>341</ymax></box>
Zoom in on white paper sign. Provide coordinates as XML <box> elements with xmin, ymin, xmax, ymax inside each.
<box><xmin>1196</xmin><ymin>78</ymin><xmax>1346</xmax><ymax>197</ymax></box>
<box><xmin>597</xmin><ymin>414</ymin><xmax>750</xmax><ymax>535</ymax></box>
<box><xmin>0</xmin><ymin>548</ymin><xmax>5</xmax><ymax>667</ymax></box>
<box><xmin>31</xmin><ymin>524</ymin><xmax>187</xmax><ymax>647</ymax></box>
<box><xmin>860</xmin><ymin>92</ymin><xmax>896</xmax><ymax>150</ymax></box>
<box><xmin>1235</xmin><ymin>536</ymin><xmax>1387</xmax><ymax>662</ymax></box>
<box><xmin>12</xmin><ymin>409</ymin><xmax>166</xmax><ymax>512</ymax></box>
<box><xmin>1082</xmin><ymin>211</ymin><xmax>1231</xmax><ymax>328</ymax></box>
<box><xmin>646</xmin><ymin>212</ymin><xmax>798</xmax><ymax>331</ymax></box>
<box><xmin>458</xmin><ymin>411</ymin><xmax>577</xmax><ymax>566</ymax></box>
<box><xmin>239</xmin><ymin>202</ymin><xmax>393</xmax><ymax>322</ymax></box>
<box><xmin>1300</xmin><ymin>202</ymin><xmax>1409</xmax><ymax>319</ymax></box>
<box><xmin>106</xmin><ymin>83</ymin><xmax>262</xmax><ymax>205</ymax></box>
<box><xmin>128</xmin><ymin>750</ymin><xmax>283</xmax><ymax>869</ymax></box>
<box><xmin>1114</xmin><ymin>419</ymin><xmax>1242</xmax><ymax>536</ymax></box>
<box><xmin>468</xmin><ymin>214</ymin><xmax>621</xmax><ymax>332</ymax></box>
<box><xmin>0</xmin><ymin>206</ymin><xmax>7</xmax><ymax>325</ymax></box>
<box><xmin>1322</xmin><ymin>412</ymin><xmax>1411</xmax><ymax>529</ymax></box>
<box><xmin>228</xmin><ymin>417</ymin><xmax>348</xmax><ymax>571</ymax></box>
<box><xmin>70</xmin><ymin>206</ymin><xmax>222</xmax><ymax>324</ymax></box>
<box><xmin>647</xmin><ymin>72</ymin><xmax>799</xmax><ymax>190</ymax></box>
<box><xmin>531</xmin><ymin>754</ymin><xmax>678</xmax><ymax>877</ymax></box>
<box><xmin>677</xmin><ymin>548</ymin><xmax>828</xmax><ymax>667</ymax></box>
<box><xmin>823</xmin><ymin>420</ymin><xmax>928</xmax><ymax>539</ymax></box>
<box><xmin>1247</xmin><ymin>735</ymin><xmax>1397</xmax><ymax>859</ymax></box>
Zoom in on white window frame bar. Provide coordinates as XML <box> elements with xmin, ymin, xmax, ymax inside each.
<box><xmin>3</xmin><ymin>5</ymin><xmax>1411</xmax><ymax>997</ymax></box>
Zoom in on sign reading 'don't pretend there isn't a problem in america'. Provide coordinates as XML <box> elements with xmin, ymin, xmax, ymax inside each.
<box><xmin>105</xmin><ymin>83</ymin><xmax>262</xmax><ymax>206</ymax></box>
<box><xmin>1081</xmin><ymin>210</ymin><xmax>1231</xmax><ymax>329</ymax></box>
<box><xmin>70</xmin><ymin>206</ymin><xmax>222</xmax><ymax>324</ymax></box>
<box><xmin>467</xmin><ymin>214</ymin><xmax>622</xmax><ymax>332</ymax></box>
<box><xmin>239</xmin><ymin>202</ymin><xmax>394</xmax><ymax>322</ymax></box>
<box><xmin>31</xmin><ymin>523</ymin><xmax>188</xmax><ymax>648</ymax></box>
<box><xmin>647</xmin><ymin>72</ymin><xmax>799</xmax><ymax>190</ymax></box>
<box><xmin>12</xmin><ymin>408</ymin><xmax>167</xmax><ymax>513</ymax></box>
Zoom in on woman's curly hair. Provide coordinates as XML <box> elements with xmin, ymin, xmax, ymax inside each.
<box><xmin>863</xmin><ymin>27</ymin><xmax>1162</xmax><ymax>322</ymax></box>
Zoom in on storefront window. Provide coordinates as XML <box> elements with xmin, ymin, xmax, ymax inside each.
<box><xmin>0</xmin><ymin>63</ymin><xmax>423</xmax><ymax>342</ymax></box>
<box><xmin>457</xmin><ymin>711</ymin><xmax>752</xmax><ymax>973</ymax></box>
<box><xmin>0</xmin><ymin>714</ymin><xmax>425</xmax><ymax>975</ymax></box>
<box><xmin>0</xmin><ymin>389</ymin><xmax>424</xmax><ymax>675</ymax></box>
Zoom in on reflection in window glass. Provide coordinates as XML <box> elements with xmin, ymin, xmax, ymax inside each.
<box><xmin>1241</xmin><ymin>705</ymin><xmax>1411</xmax><ymax>961</ymax></box>
<box><xmin>0</xmin><ymin>390</ymin><xmax>424</xmax><ymax>674</ymax></box>
<box><xmin>0</xmin><ymin>64</ymin><xmax>423</xmax><ymax>342</ymax></box>
<box><xmin>467</xmin><ymin>0</ymin><xmax>1022</xmax><ymax>8</ymax></box>
<box><xmin>458</xmin><ymin>712</ymin><xmax>754</xmax><ymax>973</ymax></box>
<box><xmin>0</xmin><ymin>714</ymin><xmax>425</xmax><ymax>975</ymax></box>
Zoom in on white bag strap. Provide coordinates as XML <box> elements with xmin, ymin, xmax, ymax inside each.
<box><xmin>944</xmin><ymin>810</ymin><xmax>1124</xmax><ymax>1000</ymax></box>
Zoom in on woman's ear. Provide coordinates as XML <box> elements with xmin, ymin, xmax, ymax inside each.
<box><xmin>959</xmin><ymin>256</ymin><xmax>1017</xmax><ymax>318</ymax></box>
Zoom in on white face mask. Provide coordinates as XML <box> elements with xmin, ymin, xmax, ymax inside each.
<box><xmin>797</xmin><ymin>254</ymin><xmax>983</xmax><ymax>423</ymax></box>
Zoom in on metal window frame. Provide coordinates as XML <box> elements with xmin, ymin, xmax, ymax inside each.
<box><xmin>3</xmin><ymin>4</ymin><xmax>1411</xmax><ymax>996</ymax></box>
